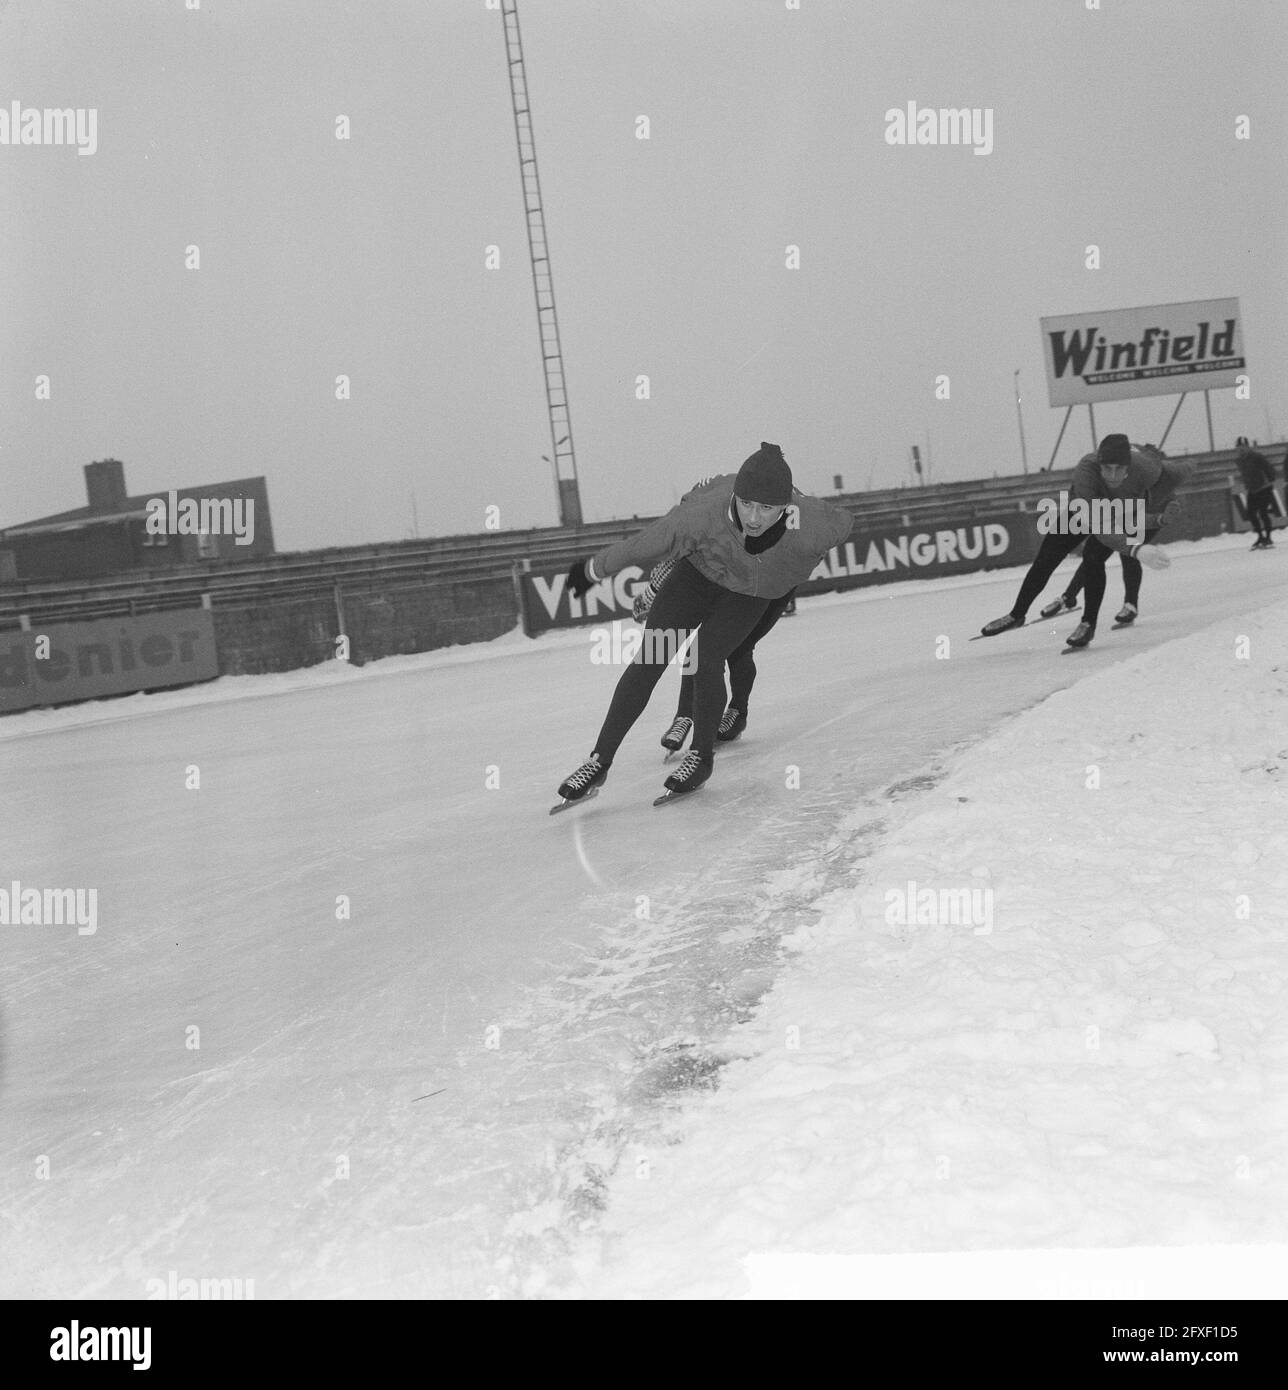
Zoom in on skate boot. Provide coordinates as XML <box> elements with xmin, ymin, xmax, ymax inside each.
<box><xmin>659</xmin><ymin>750</ymin><xmax>713</xmax><ymax>800</ymax></box>
<box><xmin>716</xmin><ymin>706</ymin><xmax>747</xmax><ymax>742</ymax></box>
<box><xmin>1039</xmin><ymin>594</ymin><xmax>1077</xmax><ymax>619</ymax></box>
<box><xmin>1064</xmin><ymin>621</ymin><xmax>1095</xmax><ymax>649</ymax></box>
<box><xmin>1114</xmin><ymin>602</ymin><xmax>1138</xmax><ymax>625</ymax></box>
<box><xmin>980</xmin><ymin>613</ymin><xmax>1025</xmax><ymax>637</ymax></box>
<box><xmin>551</xmin><ymin>754</ymin><xmax>608</xmax><ymax>813</ymax></box>
<box><xmin>660</xmin><ymin>715</ymin><xmax>692</xmax><ymax>752</ymax></box>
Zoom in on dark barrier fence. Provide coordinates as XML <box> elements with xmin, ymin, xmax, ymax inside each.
<box><xmin>1</xmin><ymin>448</ymin><xmax>1282</xmax><ymax>709</ymax></box>
<box><xmin>214</xmin><ymin>576</ymin><xmax>516</xmax><ymax>675</ymax></box>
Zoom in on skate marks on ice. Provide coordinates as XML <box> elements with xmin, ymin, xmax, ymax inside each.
<box><xmin>497</xmin><ymin>756</ymin><xmax>957</xmax><ymax>1293</ymax></box>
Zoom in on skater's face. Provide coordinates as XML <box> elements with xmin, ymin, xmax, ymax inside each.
<box><xmin>735</xmin><ymin>497</ymin><xmax>786</xmax><ymax>535</ymax></box>
<box><xmin>1099</xmin><ymin>464</ymin><xmax>1128</xmax><ymax>491</ymax></box>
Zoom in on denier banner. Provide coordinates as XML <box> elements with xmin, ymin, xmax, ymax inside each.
<box><xmin>0</xmin><ymin>609</ymin><xmax>218</xmax><ymax>713</ymax></box>
<box><xmin>1041</xmin><ymin>298</ymin><xmax>1245</xmax><ymax>406</ymax></box>
<box><xmin>518</xmin><ymin>511</ymin><xmax>1038</xmax><ymax>634</ymax></box>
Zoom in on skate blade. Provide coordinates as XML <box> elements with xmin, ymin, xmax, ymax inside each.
<box><xmin>548</xmin><ymin>785</ymin><xmax>600</xmax><ymax>815</ymax></box>
<box><xmin>653</xmin><ymin>786</ymin><xmax>703</xmax><ymax>807</ymax></box>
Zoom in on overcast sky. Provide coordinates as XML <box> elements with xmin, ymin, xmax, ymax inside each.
<box><xmin>2</xmin><ymin>0</ymin><xmax>1285</xmax><ymax>550</ymax></box>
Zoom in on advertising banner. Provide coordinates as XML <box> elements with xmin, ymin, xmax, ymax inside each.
<box><xmin>1041</xmin><ymin>298</ymin><xmax>1245</xmax><ymax>406</ymax></box>
<box><xmin>517</xmin><ymin>563</ymin><xmax>648</xmax><ymax>636</ymax></box>
<box><xmin>518</xmin><ymin>511</ymin><xmax>1039</xmax><ymax>634</ymax></box>
<box><xmin>0</xmin><ymin>609</ymin><xmax>218</xmax><ymax>713</ymax></box>
<box><xmin>794</xmin><ymin>512</ymin><xmax>1038</xmax><ymax>595</ymax></box>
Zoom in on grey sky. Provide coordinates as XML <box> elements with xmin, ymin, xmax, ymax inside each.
<box><xmin>3</xmin><ymin>0</ymin><xmax>1285</xmax><ymax>550</ymax></box>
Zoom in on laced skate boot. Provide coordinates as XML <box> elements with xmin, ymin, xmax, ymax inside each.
<box><xmin>716</xmin><ymin>706</ymin><xmax>747</xmax><ymax>742</ymax></box>
<box><xmin>659</xmin><ymin>750</ymin><xmax>713</xmax><ymax>800</ymax></box>
<box><xmin>551</xmin><ymin>754</ymin><xmax>608</xmax><ymax>813</ymax></box>
<box><xmin>980</xmin><ymin>613</ymin><xmax>1025</xmax><ymax>637</ymax></box>
<box><xmin>1039</xmin><ymin>594</ymin><xmax>1077</xmax><ymax>619</ymax></box>
<box><xmin>660</xmin><ymin>715</ymin><xmax>692</xmax><ymax>752</ymax></box>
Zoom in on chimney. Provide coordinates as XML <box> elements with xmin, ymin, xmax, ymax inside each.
<box><xmin>84</xmin><ymin>458</ymin><xmax>127</xmax><ymax>514</ymax></box>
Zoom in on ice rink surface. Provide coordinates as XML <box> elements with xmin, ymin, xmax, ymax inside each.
<box><xmin>2</xmin><ymin>538</ymin><xmax>1286</xmax><ymax>1297</ymax></box>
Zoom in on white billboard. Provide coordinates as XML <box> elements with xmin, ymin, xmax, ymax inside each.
<box><xmin>1040</xmin><ymin>298</ymin><xmax>1245</xmax><ymax>406</ymax></box>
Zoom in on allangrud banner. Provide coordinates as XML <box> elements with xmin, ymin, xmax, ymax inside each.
<box><xmin>1040</xmin><ymin>298</ymin><xmax>1246</xmax><ymax>406</ymax></box>
<box><xmin>517</xmin><ymin>511</ymin><xmax>1040</xmax><ymax>634</ymax></box>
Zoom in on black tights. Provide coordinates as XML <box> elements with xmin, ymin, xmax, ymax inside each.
<box><xmin>592</xmin><ymin>560</ymin><xmax>770</xmax><ymax>762</ymax></box>
<box><xmin>1011</xmin><ymin>532</ymin><xmax>1114</xmax><ymax>626</ymax></box>
<box><xmin>673</xmin><ymin>588</ymin><xmax>796</xmax><ymax>719</ymax></box>
<box><xmin>1064</xmin><ymin>528</ymin><xmax>1157</xmax><ymax>608</ymax></box>
<box><xmin>1248</xmin><ymin>487</ymin><xmax>1276</xmax><ymax>542</ymax></box>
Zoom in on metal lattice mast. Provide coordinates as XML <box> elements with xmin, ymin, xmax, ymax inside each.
<box><xmin>501</xmin><ymin>0</ymin><xmax>583</xmax><ymax>527</ymax></box>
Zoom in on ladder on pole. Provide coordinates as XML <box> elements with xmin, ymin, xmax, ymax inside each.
<box><xmin>501</xmin><ymin>0</ymin><xmax>583</xmax><ymax>527</ymax></box>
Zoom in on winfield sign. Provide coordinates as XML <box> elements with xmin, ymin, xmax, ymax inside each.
<box><xmin>1040</xmin><ymin>298</ymin><xmax>1245</xmax><ymax>406</ymax></box>
<box><xmin>0</xmin><ymin>610</ymin><xmax>218</xmax><ymax>713</ymax></box>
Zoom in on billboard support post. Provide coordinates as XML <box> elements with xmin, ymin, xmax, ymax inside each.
<box><xmin>1158</xmin><ymin>393</ymin><xmax>1188</xmax><ymax>450</ymax></box>
<box><xmin>1045</xmin><ymin>406</ymin><xmax>1074</xmax><ymax>472</ymax></box>
<box><xmin>1203</xmin><ymin>390</ymin><xmax>1215</xmax><ymax>451</ymax></box>
<box><xmin>1088</xmin><ymin>403</ymin><xmax>1097</xmax><ymax>449</ymax></box>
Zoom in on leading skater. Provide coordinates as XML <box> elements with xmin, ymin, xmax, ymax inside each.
<box><xmin>979</xmin><ymin>434</ymin><xmax>1194</xmax><ymax>649</ymax></box>
<box><xmin>635</xmin><ymin>550</ymin><xmax>797</xmax><ymax>753</ymax></box>
<box><xmin>552</xmin><ymin>442</ymin><xmax>852</xmax><ymax>807</ymax></box>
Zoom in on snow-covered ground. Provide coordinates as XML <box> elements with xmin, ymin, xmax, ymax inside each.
<box><xmin>2</xmin><ymin>534</ymin><xmax>1286</xmax><ymax>1299</ymax></box>
<box><xmin>566</xmin><ymin>590</ymin><xmax>1288</xmax><ymax>1299</ymax></box>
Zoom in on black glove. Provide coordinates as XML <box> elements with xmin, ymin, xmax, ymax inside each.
<box><xmin>567</xmin><ymin>558</ymin><xmax>596</xmax><ymax>598</ymax></box>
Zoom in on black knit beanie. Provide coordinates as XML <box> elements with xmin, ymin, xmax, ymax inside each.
<box><xmin>734</xmin><ymin>442</ymin><xmax>792</xmax><ymax>506</ymax></box>
<box><xmin>1096</xmin><ymin>434</ymin><xmax>1131</xmax><ymax>468</ymax></box>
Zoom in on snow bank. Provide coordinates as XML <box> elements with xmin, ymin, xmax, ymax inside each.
<box><xmin>572</xmin><ymin>597</ymin><xmax>1288</xmax><ymax>1298</ymax></box>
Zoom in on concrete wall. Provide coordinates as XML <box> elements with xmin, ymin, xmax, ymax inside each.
<box><xmin>212</xmin><ymin>577</ymin><xmax>515</xmax><ymax>675</ymax></box>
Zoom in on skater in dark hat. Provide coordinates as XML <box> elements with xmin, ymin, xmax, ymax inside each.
<box><xmin>1036</xmin><ymin>443</ymin><xmax>1184</xmax><ymax>626</ymax></box>
<box><xmin>552</xmin><ymin>443</ymin><xmax>852</xmax><ymax>808</ymax></box>
<box><xmin>980</xmin><ymin>435</ymin><xmax>1193</xmax><ymax>649</ymax></box>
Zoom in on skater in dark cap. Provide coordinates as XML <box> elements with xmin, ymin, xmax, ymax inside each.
<box><xmin>552</xmin><ymin>443</ymin><xmax>852</xmax><ymax>809</ymax></box>
<box><xmin>1036</xmin><ymin>443</ymin><xmax>1184</xmax><ymax>626</ymax></box>
<box><xmin>980</xmin><ymin>435</ymin><xmax>1193</xmax><ymax>649</ymax></box>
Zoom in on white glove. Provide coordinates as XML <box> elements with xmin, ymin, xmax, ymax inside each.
<box><xmin>1131</xmin><ymin>544</ymin><xmax>1170</xmax><ymax>570</ymax></box>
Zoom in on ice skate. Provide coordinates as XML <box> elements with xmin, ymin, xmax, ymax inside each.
<box><xmin>550</xmin><ymin>754</ymin><xmax>608</xmax><ymax>814</ymax></box>
<box><xmin>660</xmin><ymin>715</ymin><xmax>692</xmax><ymax>756</ymax></box>
<box><xmin>716</xmin><ymin>706</ymin><xmax>747</xmax><ymax>742</ymax></box>
<box><xmin>654</xmin><ymin>750</ymin><xmax>713</xmax><ymax>805</ymax></box>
